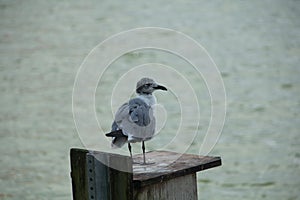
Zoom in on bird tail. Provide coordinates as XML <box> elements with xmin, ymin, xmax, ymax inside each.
<box><xmin>111</xmin><ymin>136</ymin><xmax>127</xmax><ymax>148</ymax></box>
<box><xmin>105</xmin><ymin>130</ymin><xmax>127</xmax><ymax>148</ymax></box>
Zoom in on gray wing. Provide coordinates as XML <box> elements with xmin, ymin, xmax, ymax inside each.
<box><xmin>128</xmin><ymin>98</ymin><xmax>151</xmax><ymax>126</ymax></box>
<box><xmin>113</xmin><ymin>98</ymin><xmax>155</xmax><ymax>142</ymax></box>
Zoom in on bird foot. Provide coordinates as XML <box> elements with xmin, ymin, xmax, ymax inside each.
<box><xmin>132</xmin><ymin>159</ymin><xmax>155</xmax><ymax>165</ymax></box>
<box><xmin>140</xmin><ymin>161</ymin><xmax>155</xmax><ymax>165</ymax></box>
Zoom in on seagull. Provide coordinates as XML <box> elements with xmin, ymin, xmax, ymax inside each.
<box><xmin>105</xmin><ymin>77</ymin><xmax>167</xmax><ymax>164</ymax></box>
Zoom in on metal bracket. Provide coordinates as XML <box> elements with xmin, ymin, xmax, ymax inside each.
<box><xmin>86</xmin><ymin>153</ymin><xmax>97</xmax><ymax>200</ymax></box>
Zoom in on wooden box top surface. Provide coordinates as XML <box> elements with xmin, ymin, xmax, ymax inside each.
<box><xmin>132</xmin><ymin>151</ymin><xmax>221</xmax><ymax>188</ymax></box>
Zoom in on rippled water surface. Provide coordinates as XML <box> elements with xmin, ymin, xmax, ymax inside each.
<box><xmin>0</xmin><ymin>1</ymin><xmax>299</xmax><ymax>199</ymax></box>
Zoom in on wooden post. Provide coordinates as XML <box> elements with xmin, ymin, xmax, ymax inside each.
<box><xmin>70</xmin><ymin>148</ymin><xmax>133</xmax><ymax>200</ymax></box>
<box><xmin>70</xmin><ymin>149</ymin><xmax>221</xmax><ymax>200</ymax></box>
<box><xmin>70</xmin><ymin>148</ymin><xmax>89</xmax><ymax>199</ymax></box>
<box><xmin>132</xmin><ymin>151</ymin><xmax>221</xmax><ymax>200</ymax></box>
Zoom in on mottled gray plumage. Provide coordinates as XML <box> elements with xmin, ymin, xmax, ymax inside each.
<box><xmin>111</xmin><ymin>98</ymin><xmax>155</xmax><ymax>147</ymax></box>
<box><xmin>129</xmin><ymin>98</ymin><xmax>151</xmax><ymax>126</ymax></box>
<box><xmin>106</xmin><ymin>77</ymin><xmax>167</xmax><ymax>164</ymax></box>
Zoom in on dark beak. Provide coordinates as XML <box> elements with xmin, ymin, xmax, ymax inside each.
<box><xmin>154</xmin><ymin>85</ymin><xmax>167</xmax><ymax>91</ymax></box>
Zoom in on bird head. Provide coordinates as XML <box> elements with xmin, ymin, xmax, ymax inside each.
<box><xmin>136</xmin><ymin>77</ymin><xmax>167</xmax><ymax>95</ymax></box>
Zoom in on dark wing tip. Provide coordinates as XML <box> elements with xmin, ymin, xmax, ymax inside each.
<box><xmin>105</xmin><ymin>129</ymin><xmax>125</xmax><ymax>137</ymax></box>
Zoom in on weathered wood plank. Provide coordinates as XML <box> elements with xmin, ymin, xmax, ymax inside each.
<box><xmin>71</xmin><ymin>149</ymin><xmax>221</xmax><ymax>200</ymax></box>
<box><xmin>134</xmin><ymin>173</ymin><xmax>197</xmax><ymax>200</ymax></box>
<box><xmin>106</xmin><ymin>152</ymin><xmax>133</xmax><ymax>200</ymax></box>
<box><xmin>133</xmin><ymin>151</ymin><xmax>221</xmax><ymax>189</ymax></box>
<box><xmin>70</xmin><ymin>148</ymin><xmax>89</xmax><ymax>200</ymax></box>
<box><xmin>70</xmin><ymin>149</ymin><xmax>133</xmax><ymax>200</ymax></box>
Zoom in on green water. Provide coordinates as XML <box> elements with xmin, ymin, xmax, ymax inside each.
<box><xmin>1</xmin><ymin>0</ymin><xmax>300</xmax><ymax>199</ymax></box>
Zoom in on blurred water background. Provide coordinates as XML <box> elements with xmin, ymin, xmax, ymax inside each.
<box><xmin>1</xmin><ymin>0</ymin><xmax>299</xmax><ymax>199</ymax></box>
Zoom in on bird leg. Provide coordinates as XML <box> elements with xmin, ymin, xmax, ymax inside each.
<box><xmin>142</xmin><ymin>141</ymin><xmax>146</xmax><ymax>164</ymax></box>
<box><xmin>128</xmin><ymin>142</ymin><xmax>132</xmax><ymax>158</ymax></box>
<box><xmin>128</xmin><ymin>142</ymin><xmax>140</xmax><ymax>164</ymax></box>
<box><xmin>140</xmin><ymin>141</ymin><xmax>154</xmax><ymax>165</ymax></box>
